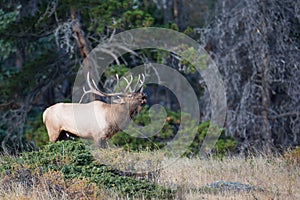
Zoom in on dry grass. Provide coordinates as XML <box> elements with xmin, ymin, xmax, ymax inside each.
<box><xmin>0</xmin><ymin>168</ymin><xmax>110</xmax><ymax>200</ymax></box>
<box><xmin>93</xmin><ymin>147</ymin><xmax>165</xmax><ymax>173</ymax></box>
<box><xmin>94</xmin><ymin>147</ymin><xmax>300</xmax><ymax>199</ymax></box>
<box><xmin>159</xmin><ymin>156</ymin><xmax>300</xmax><ymax>199</ymax></box>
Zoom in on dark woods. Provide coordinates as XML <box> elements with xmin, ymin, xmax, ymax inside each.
<box><xmin>0</xmin><ymin>0</ymin><xmax>299</xmax><ymax>155</ymax></box>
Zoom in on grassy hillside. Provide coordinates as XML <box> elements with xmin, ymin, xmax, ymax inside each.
<box><xmin>0</xmin><ymin>141</ymin><xmax>299</xmax><ymax>199</ymax></box>
<box><xmin>0</xmin><ymin>141</ymin><xmax>174</xmax><ymax>199</ymax></box>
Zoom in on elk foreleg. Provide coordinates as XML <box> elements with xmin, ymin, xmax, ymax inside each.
<box><xmin>46</xmin><ymin>126</ymin><xmax>61</xmax><ymax>142</ymax></box>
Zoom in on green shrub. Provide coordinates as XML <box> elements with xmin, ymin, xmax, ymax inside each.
<box><xmin>111</xmin><ymin>106</ymin><xmax>237</xmax><ymax>158</ymax></box>
<box><xmin>111</xmin><ymin>105</ymin><xmax>178</xmax><ymax>151</ymax></box>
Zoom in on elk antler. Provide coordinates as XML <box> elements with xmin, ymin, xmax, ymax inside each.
<box><xmin>79</xmin><ymin>72</ymin><xmax>125</xmax><ymax>103</ymax></box>
<box><xmin>79</xmin><ymin>72</ymin><xmax>145</xmax><ymax>103</ymax></box>
<box><xmin>123</xmin><ymin>75</ymin><xmax>134</xmax><ymax>93</ymax></box>
<box><xmin>122</xmin><ymin>74</ymin><xmax>145</xmax><ymax>93</ymax></box>
<box><xmin>133</xmin><ymin>74</ymin><xmax>145</xmax><ymax>92</ymax></box>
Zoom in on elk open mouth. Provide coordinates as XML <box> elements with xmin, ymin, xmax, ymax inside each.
<box><xmin>141</xmin><ymin>99</ymin><xmax>147</xmax><ymax>105</ymax></box>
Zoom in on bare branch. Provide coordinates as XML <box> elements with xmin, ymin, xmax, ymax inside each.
<box><xmin>270</xmin><ymin>112</ymin><xmax>300</xmax><ymax>119</ymax></box>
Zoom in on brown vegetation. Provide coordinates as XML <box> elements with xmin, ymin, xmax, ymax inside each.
<box><xmin>94</xmin><ymin>147</ymin><xmax>300</xmax><ymax>199</ymax></box>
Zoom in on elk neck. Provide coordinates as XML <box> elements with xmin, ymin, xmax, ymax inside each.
<box><xmin>103</xmin><ymin>101</ymin><xmax>140</xmax><ymax>130</ymax></box>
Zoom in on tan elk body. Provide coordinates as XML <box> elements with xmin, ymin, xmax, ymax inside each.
<box><xmin>43</xmin><ymin>73</ymin><xmax>146</xmax><ymax>145</ymax></box>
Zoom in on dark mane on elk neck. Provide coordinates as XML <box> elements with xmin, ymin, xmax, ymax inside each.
<box><xmin>42</xmin><ymin>72</ymin><xmax>146</xmax><ymax>146</ymax></box>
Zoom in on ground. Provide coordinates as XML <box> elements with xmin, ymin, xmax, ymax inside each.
<box><xmin>0</xmin><ymin>141</ymin><xmax>299</xmax><ymax>199</ymax></box>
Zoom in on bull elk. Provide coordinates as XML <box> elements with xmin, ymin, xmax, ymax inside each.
<box><xmin>42</xmin><ymin>72</ymin><xmax>146</xmax><ymax>146</ymax></box>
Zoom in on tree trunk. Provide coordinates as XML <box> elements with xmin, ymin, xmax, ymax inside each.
<box><xmin>260</xmin><ymin>0</ymin><xmax>272</xmax><ymax>154</ymax></box>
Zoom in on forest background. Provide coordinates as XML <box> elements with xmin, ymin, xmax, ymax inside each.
<box><xmin>0</xmin><ymin>0</ymin><xmax>299</xmax><ymax>156</ymax></box>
